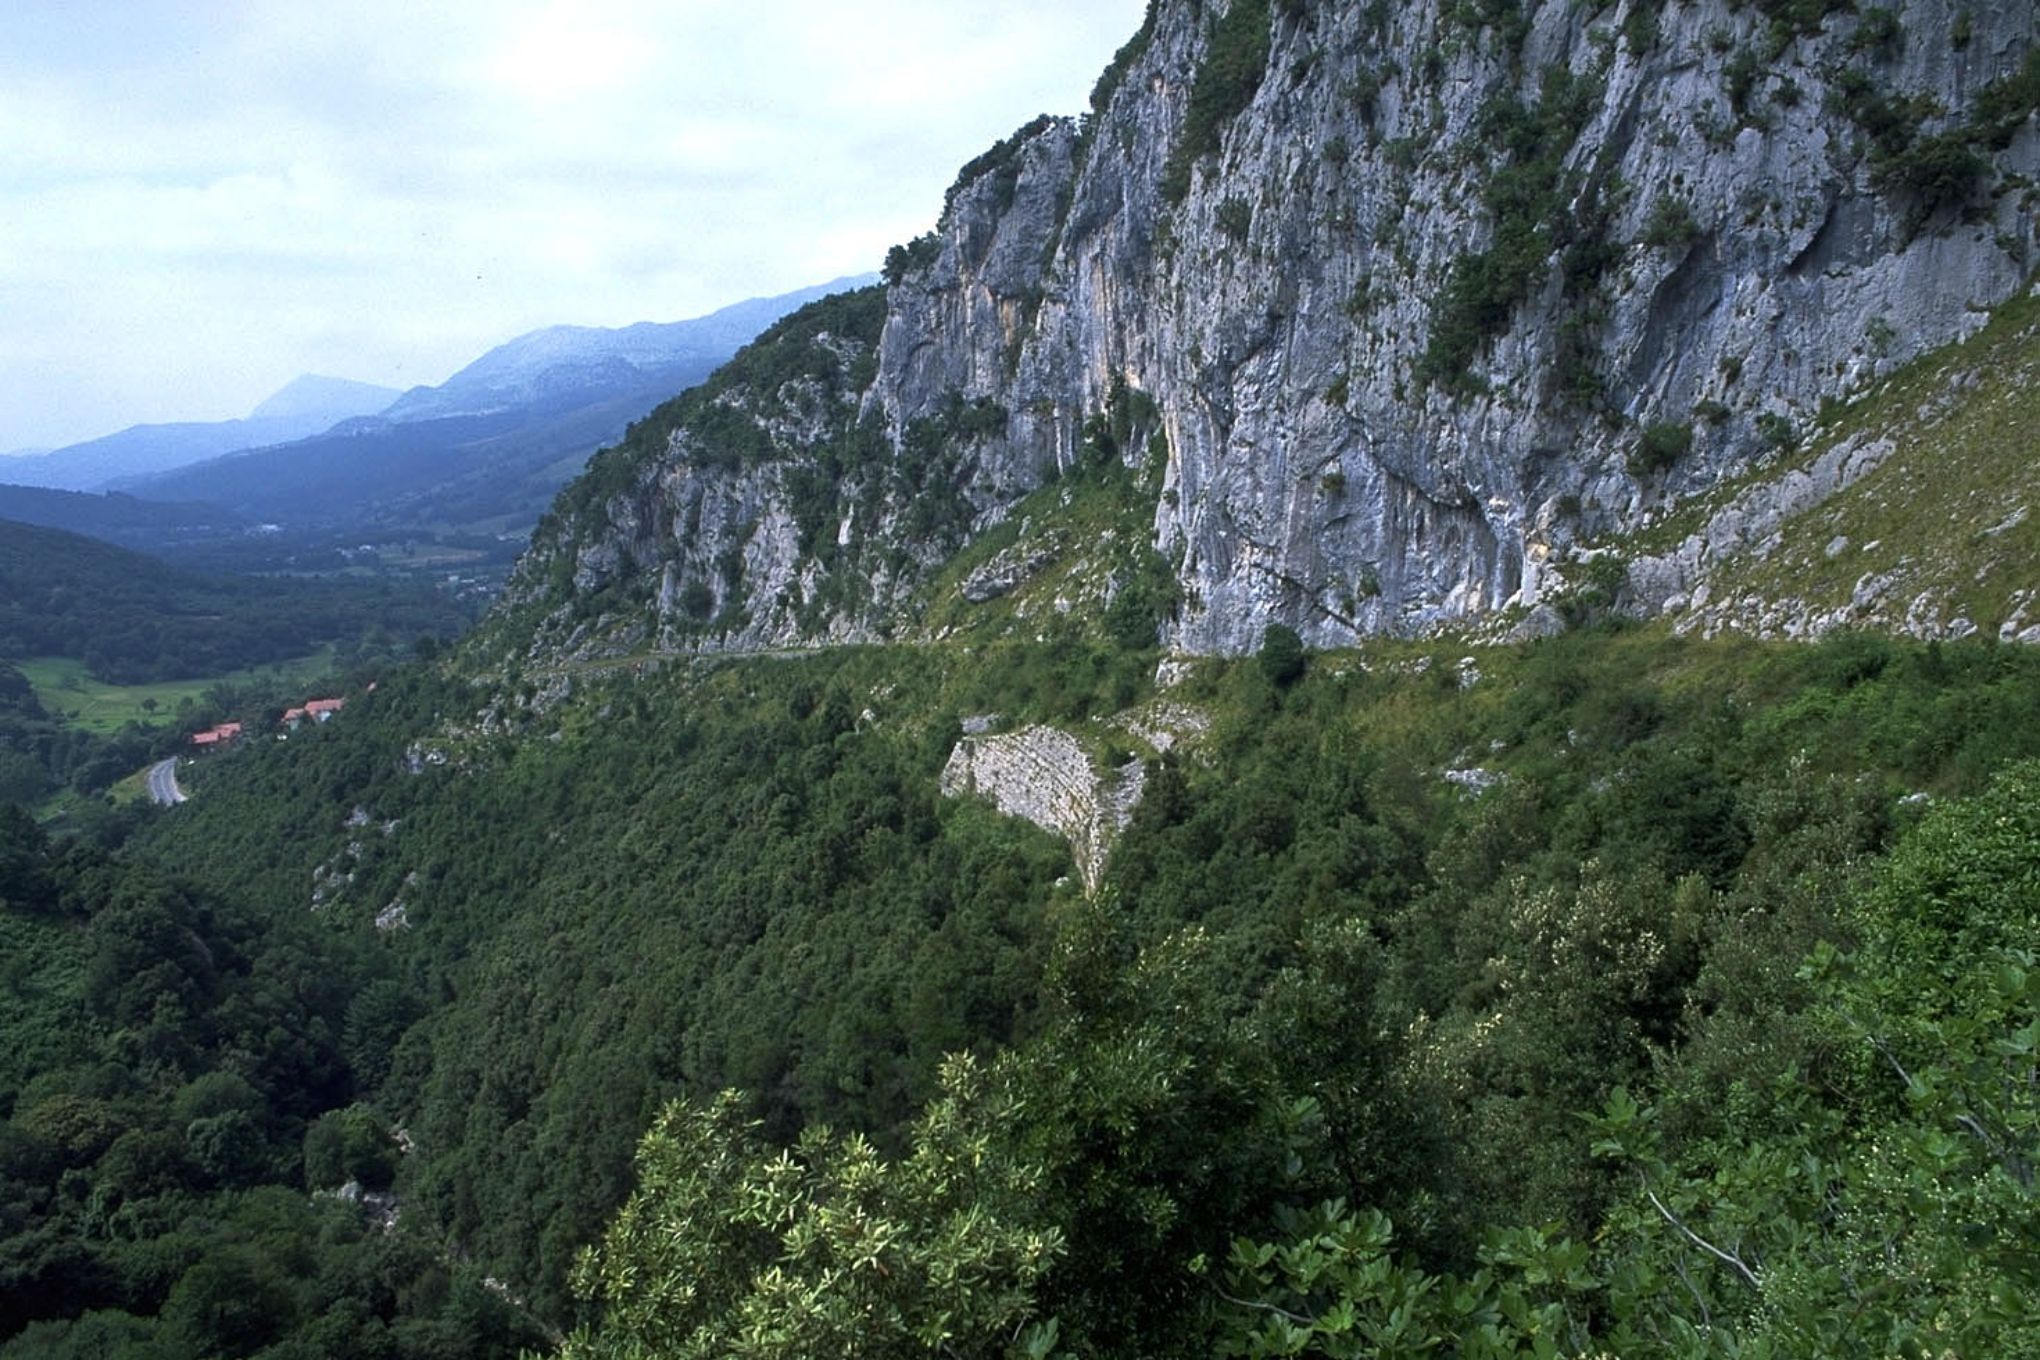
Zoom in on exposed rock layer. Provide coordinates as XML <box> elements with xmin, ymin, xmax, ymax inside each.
<box><xmin>939</xmin><ymin>727</ymin><xmax>1144</xmax><ymax>893</ymax></box>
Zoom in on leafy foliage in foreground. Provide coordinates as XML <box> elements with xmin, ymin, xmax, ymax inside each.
<box><xmin>1213</xmin><ymin>760</ymin><xmax>2040</xmax><ymax>1356</ymax></box>
<box><xmin>558</xmin><ymin>1058</ymin><xmax>1060</xmax><ymax>1360</ymax></box>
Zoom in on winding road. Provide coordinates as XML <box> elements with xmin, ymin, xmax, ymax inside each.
<box><xmin>146</xmin><ymin>758</ymin><xmax>187</xmax><ymax>806</ymax></box>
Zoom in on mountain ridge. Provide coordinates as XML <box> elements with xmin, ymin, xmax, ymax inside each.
<box><xmin>378</xmin><ymin>275</ymin><xmax>878</xmax><ymax>424</ymax></box>
<box><xmin>121</xmin><ymin>278</ymin><xmax>880</xmax><ymax>559</ymax></box>
<box><xmin>3</xmin><ymin>375</ymin><xmax>401</xmax><ymax>493</ymax></box>
<box><xmin>0</xmin><ymin>482</ymin><xmax>246</xmax><ymax>552</ymax></box>
<box><xmin>500</xmin><ymin>0</ymin><xmax>2039</xmax><ymax>665</ymax></box>
<box><xmin>247</xmin><ymin>373</ymin><xmax>404</xmax><ymax>424</ymax></box>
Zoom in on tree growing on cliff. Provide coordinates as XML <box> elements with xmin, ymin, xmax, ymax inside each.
<box><xmin>1258</xmin><ymin>624</ymin><xmax>1306</xmax><ymax>687</ymax></box>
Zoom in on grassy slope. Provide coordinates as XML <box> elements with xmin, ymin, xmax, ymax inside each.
<box><xmin>1708</xmin><ymin>291</ymin><xmax>2040</xmax><ymax>633</ymax></box>
<box><xmin>918</xmin><ymin>455</ymin><xmax>1164</xmax><ymax>640</ymax></box>
<box><xmin>1617</xmin><ymin>287</ymin><xmax>2040</xmax><ymax>635</ymax></box>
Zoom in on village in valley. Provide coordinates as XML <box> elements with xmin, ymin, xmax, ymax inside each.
<box><xmin>188</xmin><ymin>694</ymin><xmax>346</xmax><ymax>751</ymax></box>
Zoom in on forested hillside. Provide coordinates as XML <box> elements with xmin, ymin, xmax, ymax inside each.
<box><xmin>0</xmin><ymin>805</ymin><xmax>547</xmax><ymax>1358</ymax></box>
<box><xmin>0</xmin><ymin>520</ymin><xmax>467</xmax><ymax>685</ymax></box>
<box><xmin>6</xmin><ymin>618</ymin><xmax>2010</xmax><ymax>1357</ymax></box>
<box><xmin>0</xmin><ymin>485</ymin><xmax>243</xmax><ymax>553</ymax></box>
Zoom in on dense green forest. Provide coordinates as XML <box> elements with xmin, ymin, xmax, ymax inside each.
<box><xmin>0</xmin><ymin>617</ymin><xmax>2022</xmax><ymax>1356</ymax></box>
<box><xmin>0</xmin><ymin>803</ymin><xmax>547</xmax><ymax>1358</ymax></box>
<box><xmin>0</xmin><ymin>519</ymin><xmax>469</xmax><ymax>685</ymax></box>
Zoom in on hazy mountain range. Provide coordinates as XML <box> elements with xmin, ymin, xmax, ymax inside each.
<box><xmin>380</xmin><ymin>285</ymin><xmax>870</xmax><ymax>424</ymax></box>
<box><xmin>0</xmin><ymin>274</ymin><xmax>874</xmax><ymax>569</ymax></box>
<box><xmin>1</xmin><ymin>375</ymin><xmax>401</xmax><ymax>493</ymax></box>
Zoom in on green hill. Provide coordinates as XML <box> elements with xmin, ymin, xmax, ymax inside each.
<box><xmin>0</xmin><ymin>518</ymin><xmax>468</xmax><ymax>685</ymax></box>
<box><xmin>85</xmin><ymin>615</ymin><xmax>2040</xmax><ymax>1358</ymax></box>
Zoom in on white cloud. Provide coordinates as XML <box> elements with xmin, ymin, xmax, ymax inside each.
<box><xmin>0</xmin><ymin>0</ymin><xmax>1145</xmax><ymax>450</ymax></box>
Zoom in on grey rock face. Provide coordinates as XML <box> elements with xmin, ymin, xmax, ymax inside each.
<box><xmin>1074</xmin><ymin>0</ymin><xmax>2035</xmax><ymax>650</ymax></box>
<box><xmin>1444</xmin><ymin>767</ymin><xmax>1507</xmax><ymax>797</ymax></box>
<box><xmin>961</xmin><ymin>541</ymin><xmax>1060</xmax><ymax>603</ymax></box>
<box><xmin>514</xmin><ymin>0</ymin><xmax>2039</xmax><ymax>658</ymax></box>
<box><xmin>939</xmin><ymin>726</ymin><xmax>1145</xmax><ymax>893</ymax></box>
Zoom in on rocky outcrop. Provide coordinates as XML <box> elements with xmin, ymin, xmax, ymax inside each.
<box><xmin>510</xmin><ymin>0</ymin><xmax>2039</xmax><ymax>659</ymax></box>
<box><xmin>1115</xmin><ymin>700</ymin><xmax>1211</xmax><ymax>754</ymax></box>
<box><xmin>1624</xmin><ymin>429</ymin><xmax>1902</xmax><ymax>615</ymax></box>
<box><xmin>960</xmin><ymin>540</ymin><xmax>1062</xmax><ymax>604</ymax></box>
<box><xmin>940</xmin><ymin>726</ymin><xmax>1144</xmax><ymax>893</ymax></box>
<box><xmin>1611</xmin><ymin>293</ymin><xmax>2040</xmax><ymax>642</ymax></box>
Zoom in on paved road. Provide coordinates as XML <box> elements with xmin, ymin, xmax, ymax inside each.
<box><xmin>146</xmin><ymin>758</ymin><xmax>187</xmax><ymax>806</ymax></box>
<box><xmin>543</xmin><ymin>644</ymin><xmax>832</xmax><ymax>678</ymax></box>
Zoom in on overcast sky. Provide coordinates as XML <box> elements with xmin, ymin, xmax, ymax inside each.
<box><xmin>0</xmin><ymin>0</ymin><xmax>1145</xmax><ymax>452</ymax></box>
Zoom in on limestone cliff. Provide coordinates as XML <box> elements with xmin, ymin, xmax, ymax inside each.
<box><xmin>504</xmin><ymin>0</ymin><xmax>2040</xmax><ymax>659</ymax></box>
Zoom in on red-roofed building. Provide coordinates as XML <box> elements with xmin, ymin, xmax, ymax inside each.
<box><xmin>190</xmin><ymin>721</ymin><xmax>244</xmax><ymax>749</ymax></box>
<box><xmin>282</xmin><ymin>698</ymin><xmax>346</xmax><ymax>730</ymax></box>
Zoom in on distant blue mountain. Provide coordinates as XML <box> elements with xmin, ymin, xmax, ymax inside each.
<box><xmin>4</xmin><ymin>375</ymin><xmax>401</xmax><ymax>493</ymax></box>
<box><xmin>127</xmin><ymin>275</ymin><xmax>879</xmax><ymax>544</ymax></box>
<box><xmin>248</xmin><ymin>374</ymin><xmax>401</xmax><ymax>424</ymax></box>
<box><xmin>376</xmin><ymin>275</ymin><xmax>876</xmax><ymax>424</ymax></box>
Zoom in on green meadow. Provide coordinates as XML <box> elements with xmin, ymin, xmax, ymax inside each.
<box><xmin>15</xmin><ymin>648</ymin><xmax>337</xmax><ymax>734</ymax></box>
